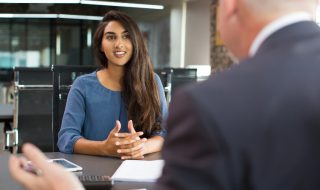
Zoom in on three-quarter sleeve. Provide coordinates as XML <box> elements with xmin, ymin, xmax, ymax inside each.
<box><xmin>57</xmin><ymin>78</ymin><xmax>86</xmax><ymax>153</ymax></box>
<box><xmin>151</xmin><ymin>74</ymin><xmax>168</xmax><ymax>137</ymax></box>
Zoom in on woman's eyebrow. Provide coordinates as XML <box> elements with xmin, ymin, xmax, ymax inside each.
<box><xmin>104</xmin><ymin>31</ymin><xmax>128</xmax><ymax>35</ymax></box>
<box><xmin>105</xmin><ymin>32</ymin><xmax>115</xmax><ymax>35</ymax></box>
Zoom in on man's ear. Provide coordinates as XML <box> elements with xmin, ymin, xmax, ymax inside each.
<box><xmin>224</xmin><ymin>0</ymin><xmax>238</xmax><ymax>18</ymax></box>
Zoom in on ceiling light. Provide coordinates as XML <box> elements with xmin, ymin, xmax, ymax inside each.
<box><xmin>81</xmin><ymin>0</ymin><xmax>164</xmax><ymax>10</ymax></box>
<box><xmin>0</xmin><ymin>0</ymin><xmax>80</xmax><ymax>3</ymax></box>
<box><xmin>0</xmin><ymin>14</ymin><xmax>57</xmax><ymax>18</ymax></box>
<box><xmin>0</xmin><ymin>13</ymin><xmax>102</xmax><ymax>20</ymax></box>
<box><xmin>58</xmin><ymin>14</ymin><xmax>102</xmax><ymax>20</ymax></box>
<box><xmin>0</xmin><ymin>0</ymin><xmax>165</xmax><ymax>10</ymax></box>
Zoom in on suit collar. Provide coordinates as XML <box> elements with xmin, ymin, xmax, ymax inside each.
<box><xmin>253</xmin><ymin>21</ymin><xmax>320</xmax><ymax>57</ymax></box>
<box><xmin>249</xmin><ymin>12</ymin><xmax>312</xmax><ymax>57</ymax></box>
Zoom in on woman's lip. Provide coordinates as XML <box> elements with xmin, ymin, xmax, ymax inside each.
<box><xmin>114</xmin><ymin>51</ymin><xmax>126</xmax><ymax>58</ymax></box>
<box><xmin>114</xmin><ymin>51</ymin><xmax>126</xmax><ymax>55</ymax></box>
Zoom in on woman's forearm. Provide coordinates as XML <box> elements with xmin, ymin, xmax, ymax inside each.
<box><xmin>73</xmin><ymin>138</ymin><xmax>114</xmax><ymax>157</ymax></box>
<box><xmin>143</xmin><ymin>136</ymin><xmax>164</xmax><ymax>155</ymax></box>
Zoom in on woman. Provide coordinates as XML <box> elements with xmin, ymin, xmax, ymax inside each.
<box><xmin>57</xmin><ymin>10</ymin><xmax>167</xmax><ymax>160</ymax></box>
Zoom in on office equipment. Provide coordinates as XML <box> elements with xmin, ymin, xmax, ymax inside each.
<box><xmin>0</xmin><ymin>104</ymin><xmax>13</xmax><ymax>137</ymax></box>
<box><xmin>0</xmin><ymin>104</ymin><xmax>13</xmax><ymax>121</ymax></box>
<box><xmin>154</xmin><ymin>68</ymin><xmax>197</xmax><ymax>103</ymax></box>
<box><xmin>78</xmin><ymin>175</ymin><xmax>113</xmax><ymax>190</ymax></box>
<box><xmin>50</xmin><ymin>158</ymin><xmax>83</xmax><ymax>172</ymax></box>
<box><xmin>111</xmin><ymin>160</ymin><xmax>164</xmax><ymax>182</ymax></box>
<box><xmin>154</xmin><ymin>68</ymin><xmax>173</xmax><ymax>103</ymax></box>
<box><xmin>0</xmin><ymin>68</ymin><xmax>14</xmax><ymax>83</ymax></box>
<box><xmin>9</xmin><ymin>67</ymin><xmax>53</xmax><ymax>153</ymax></box>
<box><xmin>0</xmin><ymin>151</ymin><xmax>160</xmax><ymax>190</ymax></box>
<box><xmin>170</xmin><ymin>68</ymin><xmax>197</xmax><ymax>95</ymax></box>
<box><xmin>52</xmin><ymin>65</ymin><xmax>98</xmax><ymax>151</ymax></box>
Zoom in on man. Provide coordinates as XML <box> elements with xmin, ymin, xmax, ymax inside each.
<box><xmin>9</xmin><ymin>0</ymin><xmax>320</xmax><ymax>189</ymax></box>
<box><xmin>9</xmin><ymin>143</ymin><xmax>84</xmax><ymax>190</ymax></box>
<box><xmin>157</xmin><ymin>0</ymin><xmax>320</xmax><ymax>189</ymax></box>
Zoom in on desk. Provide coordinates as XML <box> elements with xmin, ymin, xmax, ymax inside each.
<box><xmin>0</xmin><ymin>104</ymin><xmax>13</xmax><ymax>151</ymax></box>
<box><xmin>0</xmin><ymin>151</ymin><xmax>161</xmax><ymax>190</ymax></box>
<box><xmin>0</xmin><ymin>103</ymin><xmax>13</xmax><ymax>123</ymax></box>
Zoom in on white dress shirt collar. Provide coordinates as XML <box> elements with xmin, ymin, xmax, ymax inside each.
<box><xmin>249</xmin><ymin>12</ymin><xmax>312</xmax><ymax>57</ymax></box>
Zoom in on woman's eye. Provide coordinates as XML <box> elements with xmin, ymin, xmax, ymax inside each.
<box><xmin>123</xmin><ymin>34</ymin><xmax>130</xmax><ymax>39</ymax></box>
<box><xmin>106</xmin><ymin>35</ymin><xmax>116</xmax><ymax>40</ymax></box>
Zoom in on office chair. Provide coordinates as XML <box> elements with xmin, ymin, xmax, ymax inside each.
<box><xmin>154</xmin><ymin>68</ymin><xmax>197</xmax><ymax>104</ymax></box>
<box><xmin>170</xmin><ymin>68</ymin><xmax>197</xmax><ymax>95</ymax></box>
<box><xmin>52</xmin><ymin>65</ymin><xmax>98</xmax><ymax>152</ymax></box>
<box><xmin>9</xmin><ymin>67</ymin><xmax>53</xmax><ymax>153</ymax></box>
<box><xmin>154</xmin><ymin>68</ymin><xmax>173</xmax><ymax>103</ymax></box>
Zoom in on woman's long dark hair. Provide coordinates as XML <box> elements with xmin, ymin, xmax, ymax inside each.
<box><xmin>93</xmin><ymin>10</ymin><xmax>161</xmax><ymax>136</ymax></box>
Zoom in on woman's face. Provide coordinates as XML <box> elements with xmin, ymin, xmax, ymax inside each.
<box><xmin>101</xmin><ymin>21</ymin><xmax>133</xmax><ymax>67</ymax></box>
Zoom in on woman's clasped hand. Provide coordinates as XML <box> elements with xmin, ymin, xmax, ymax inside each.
<box><xmin>102</xmin><ymin>120</ymin><xmax>148</xmax><ymax>159</ymax></box>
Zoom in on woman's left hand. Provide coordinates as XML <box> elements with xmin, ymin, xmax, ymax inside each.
<box><xmin>115</xmin><ymin>120</ymin><xmax>148</xmax><ymax>159</ymax></box>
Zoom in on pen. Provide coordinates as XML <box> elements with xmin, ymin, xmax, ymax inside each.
<box><xmin>22</xmin><ymin>163</ymin><xmax>42</xmax><ymax>176</ymax></box>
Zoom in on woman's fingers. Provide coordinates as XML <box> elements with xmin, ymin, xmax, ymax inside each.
<box><xmin>117</xmin><ymin>138</ymin><xmax>147</xmax><ymax>157</ymax></box>
<box><xmin>117</xmin><ymin>142</ymin><xmax>144</xmax><ymax>154</ymax></box>
<box><xmin>128</xmin><ymin>120</ymin><xmax>136</xmax><ymax>134</ymax></box>
<box><xmin>115</xmin><ymin>132</ymin><xmax>143</xmax><ymax>145</ymax></box>
<box><xmin>114</xmin><ymin>132</ymin><xmax>132</xmax><ymax>138</ymax></box>
<box><xmin>111</xmin><ymin>120</ymin><xmax>121</xmax><ymax>136</ymax></box>
<box><xmin>120</xmin><ymin>151</ymin><xmax>144</xmax><ymax>160</ymax></box>
<box><xmin>117</xmin><ymin>137</ymin><xmax>146</xmax><ymax>149</ymax></box>
<box><xmin>115</xmin><ymin>131</ymin><xmax>143</xmax><ymax>138</ymax></box>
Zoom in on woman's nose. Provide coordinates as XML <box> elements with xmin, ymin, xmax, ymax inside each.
<box><xmin>115</xmin><ymin>38</ymin><xmax>124</xmax><ymax>49</ymax></box>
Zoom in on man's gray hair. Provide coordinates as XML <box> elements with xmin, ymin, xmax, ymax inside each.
<box><xmin>244</xmin><ymin>0</ymin><xmax>317</xmax><ymax>17</ymax></box>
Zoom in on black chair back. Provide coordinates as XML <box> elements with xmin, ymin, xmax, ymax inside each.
<box><xmin>52</xmin><ymin>65</ymin><xmax>98</xmax><ymax>151</ymax></box>
<box><xmin>13</xmin><ymin>67</ymin><xmax>53</xmax><ymax>152</ymax></box>
<box><xmin>154</xmin><ymin>68</ymin><xmax>197</xmax><ymax>103</ymax></box>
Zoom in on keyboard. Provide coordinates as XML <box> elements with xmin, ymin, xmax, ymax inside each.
<box><xmin>77</xmin><ymin>175</ymin><xmax>113</xmax><ymax>190</ymax></box>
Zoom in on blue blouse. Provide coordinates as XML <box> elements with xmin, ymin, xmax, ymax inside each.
<box><xmin>57</xmin><ymin>71</ymin><xmax>168</xmax><ymax>153</ymax></box>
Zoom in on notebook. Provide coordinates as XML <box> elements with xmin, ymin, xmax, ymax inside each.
<box><xmin>111</xmin><ymin>160</ymin><xmax>164</xmax><ymax>182</ymax></box>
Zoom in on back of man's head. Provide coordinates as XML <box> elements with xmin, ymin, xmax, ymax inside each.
<box><xmin>244</xmin><ymin>0</ymin><xmax>317</xmax><ymax>19</ymax></box>
<box><xmin>217</xmin><ymin>0</ymin><xmax>318</xmax><ymax>60</ymax></box>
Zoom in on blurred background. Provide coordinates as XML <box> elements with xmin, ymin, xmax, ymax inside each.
<box><xmin>0</xmin><ymin>0</ymin><xmax>320</xmax><ymax>151</ymax></box>
<box><xmin>0</xmin><ymin>0</ymin><xmax>216</xmax><ymax>104</ymax></box>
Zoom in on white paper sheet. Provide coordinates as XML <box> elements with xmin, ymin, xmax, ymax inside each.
<box><xmin>111</xmin><ymin>160</ymin><xmax>164</xmax><ymax>182</ymax></box>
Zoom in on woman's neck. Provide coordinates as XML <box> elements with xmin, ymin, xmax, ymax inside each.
<box><xmin>106</xmin><ymin>65</ymin><xmax>124</xmax><ymax>83</ymax></box>
<box><xmin>98</xmin><ymin>66</ymin><xmax>124</xmax><ymax>91</ymax></box>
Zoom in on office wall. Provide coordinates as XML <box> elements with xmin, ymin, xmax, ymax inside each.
<box><xmin>138</xmin><ymin>17</ymin><xmax>170</xmax><ymax>68</ymax></box>
<box><xmin>210</xmin><ymin>0</ymin><xmax>234</xmax><ymax>73</ymax></box>
<box><xmin>170</xmin><ymin>0</ymin><xmax>184</xmax><ymax>68</ymax></box>
<box><xmin>184</xmin><ymin>0</ymin><xmax>211</xmax><ymax>67</ymax></box>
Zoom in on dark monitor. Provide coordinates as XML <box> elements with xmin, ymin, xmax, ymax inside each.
<box><xmin>170</xmin><ymin>68</ymin><xmax>197</xmax><ymax>94</ymax></box>
<box><xmin>0</xmin><ymin>68</ymin><xmax>14</xmax><ymax>83</ymax></box>
<box><xmin>154</xmin><ymin>67</ymin><xmax>197</xmax><ymax>103</ymax></box>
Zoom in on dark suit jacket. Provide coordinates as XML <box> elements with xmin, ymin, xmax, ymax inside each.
<box><xmin>157</xmin><ymin>21</ymin><xmax>320</xmax><ymax>190</ymax></box>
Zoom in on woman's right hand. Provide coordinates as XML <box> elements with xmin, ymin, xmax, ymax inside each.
<box><xmin>101</xmin><ymin>120</ymin><xmax>143</xmax><ymax>157</ymax></box>
<box><xmin>116</xmin><ymin>120</ymin><xmax>147</xmax><ymax>160</ymax></box>
<box><xmin>101</xmin><ymin>120</ymin><xmax>122</xmax><ymax>156</ymax></box>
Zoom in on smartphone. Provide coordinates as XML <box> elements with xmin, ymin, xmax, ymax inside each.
<box><xmin>49</xmin><ymin>158</ymin><xmax>83</xmax><ymax>172</ymax></box>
